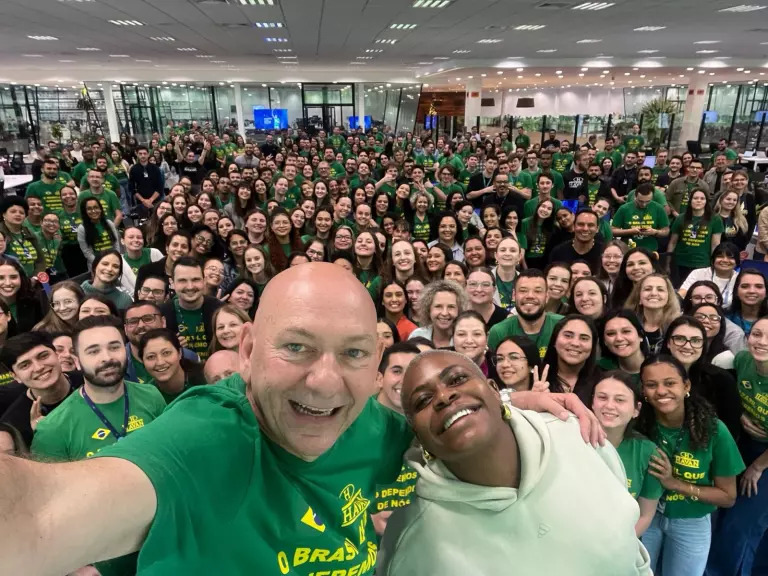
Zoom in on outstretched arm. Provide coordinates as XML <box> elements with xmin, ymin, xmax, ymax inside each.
<box><xmin>0</xmin><ymin>455</ymin><xmax>156</xmax><ymax>576</ymax></box>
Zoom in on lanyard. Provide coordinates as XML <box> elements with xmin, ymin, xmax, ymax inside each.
<box><xmin>81</xmin><ymin>384</ymin><xmax>130</xmax><ymax>440</ymax></box>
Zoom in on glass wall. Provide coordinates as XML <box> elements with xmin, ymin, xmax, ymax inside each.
<box><xmin>363</xmin><ymin>83</ymin><xmax>422</xmax><ymax>134</ymax></box>
<box><xmin>702</xmin><ymin>82</ymin><xmax>768</xmax><ymax>151</ymax></box>
<box><xmin>0</xmin><ymin>86</ymin><xmax>32</xmax><ymax>153</ymax></box>
<box><xmin>701</xmin><ymin>84</ymin><xmax>740</xmax><ymax>146</ymax></box>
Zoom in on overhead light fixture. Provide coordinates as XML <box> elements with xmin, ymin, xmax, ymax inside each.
<box><xmin>177</xmin><ymin>47</ymin><xmax>198</xmax><ymax>51</ymax></box>
<box><xmin>433</xmin><ymin>56</ymin><xmax>450</xmax><ymax>59</ymax></box>
<box><xmin>696</xmin><ymin>49</ymin><xmax>718</xmax><ymax>53</ymax></box>
<box><xmin>694</xmin><ymin>40</ymin><xmax>720</xmax><ymax>44</ymax></box>
<box><xmin>572</xmin><ymin>2</ymin><xmax>615</xmax><ymax>10</ymax></box>
<box><xmin>254</xmin><ymin>22</ymin><xmax>284</xmax><ymax>28</ymax></box>
<box><xmin>23</xmin><ymin>54</ymin><xmax>43</xmax><ymax>58</ymax></box>
<box><xmin>719</xmin><ymin>4</ymin><xmax>766</xmax><ymax>11</ymax></box>
<box><xmin>27</xmin><ymin>35</ymin><xmax>59</xmax><ymax>40</ymax></box>
<box><xmin>537</xmin><ymin>49</ymin><xmax>557</xmax><ymax>53</ymax></box>
<box><xmin>109</xmin><ymin>54</ymin><xmax>130</xmax><ymax>58</ymax></box>
<box><xmin>413</xmin><ymin>0</ymin><xmax>451</xmax><ymax>7</ymax></box>
<box><xmin>514</xmin><ymin>24</ymin><xmax>546</xmax><ymax>30</ymax></box>
<box><xmin>150</xmin><ymin>37</ymin><xmax>175</xmax><ymax>42</ymax></box>
<box><xmin>265</xmin><ymin>37</ymin><xmax>288</xmax><ymax>42</ymax></box>
<box><xmin>375</xmin><ymin>39</ymin><xmax>398</xmax><ymax>44</ymax></box>
<box><xmin>365</xmin><ymin>49</ymin><xmax>384</xmax><ymax>53</ymax></box>
<box><xmin>390</xmin><ymin>23</ymin><xmax>418</xmax><ymax>29</ymax></box>
<box><xmin>108</xmin><ymin>20</ymin><xmax>144</xmax><ymax>26</ymax></box>
<box><xmin>58</xmin><ymin>59</ymin><xmax>75</xmax><ymax>62</ymax></box>
<box><xmin>634</xmin><ymin>25</ymin><xmax>667</xmax><ymax>31</ymax></box>
<box><xmin>356</xmin><ymin>56</ymin><xmax>373</xmax><ymax>59</ymax></box>
<box><xmin>273</xmin><ymin>48</ymin><xmax>292</xmax><ymax>52</ymax></box>
<box><xmin>453</xmin><ymin>49</ymin><xmax>471</xmax><ymax>53</ymax></box>
<box><xmin>196</xmin><ymin>55</ymin><xmax>214</xmax><ymax>58</ymax></box>
<box><xmin>76</xmin><ymin>47</ymin><xmax>100</xmax><ymax>51</ymax></box>
<box><xmin>239</xmin><ymin>0</ymin><xmax>275</xmax><ymax>4</ymax></box>
<box><xmin>135</xmin><ymin>59</ymin><xmax>152</xmax><ymax>63</ymax></box>
<box><xmin>638</xmin><ymin>49</ymin><xmax>659</xmax><ymax>54</ymax></box>
<box><xmin>477</xmin><ymin>38</ymin><xmax>503</xmax><ymax>43</ymax></box>
<box><xmin>211</xmin><ymin>60</ymin><xmax>227</xmax><ymax>63</ymax></box>
<box><xmin>686</xmin><ymin>66</ymin><xmax>694</xmax><ymax>70</ymax></box>
<box><xmin>577</xmin><ymin>38</ymin><xmax>602</xmax><ymax>43</ymax></box>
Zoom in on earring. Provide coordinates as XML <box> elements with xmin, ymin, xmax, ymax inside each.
<box><xmin>501</xmin><ymin>403</ymin><xmax>512</xmax><ymax>421</ymax></box>
<box><xmin>422</xmin><ymin>448</ymin><xmax>434</xmax><ymax>461</ymax></box>
<box><xmin>685</xmin><ymin>391</ymin><xmax>690</xmax><ymax>398</ymax></box>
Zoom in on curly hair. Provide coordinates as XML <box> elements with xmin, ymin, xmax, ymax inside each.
<box><xmin>416</xmin><ymin>279</ymin><xmax>469</xmax><ymax>329</ymax></box>
<box><xmin>637</xmin><ymin>354</ymin><xmax>718</xmax><ymax>450</ymax></box>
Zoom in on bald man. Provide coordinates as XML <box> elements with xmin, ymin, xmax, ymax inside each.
<box><xmin>205</xmin><ymin>349</ymin><xmax>239</xmax><ymax>383</ymax></box>
<box><xmin>0</xmin><ymin>263</ymin><xmax>600</xmax><ymax>575</ymax></box>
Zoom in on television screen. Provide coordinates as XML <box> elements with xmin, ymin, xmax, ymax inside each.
<box><xmin>348</xmin><ymin>115</ymin><xmax>372</xmax><ymax>130</ymax></box>
<box><xmin>253</xmin><ymin>108</ymin><xmax>289</xmax><ymax>130</ymax></box>
<box><xmin>425</xmin><ymin>115</ymin><xmax>438</xmax><ymax>130</ymax></box>
<box><xmin>702</xmin><ymin>110</ymin><xmax>719</xmax><ymax>124</ymax></box>
<box><xmin>755</xmin><ymin>111</ymin><xmax>768</xmax><ymax>123</ymax></box>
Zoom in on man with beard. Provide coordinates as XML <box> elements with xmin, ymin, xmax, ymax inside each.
<box><xmin>31</xmin><ymin>316</ymin><xmax>165</xmax><ymax>461</ymax></box>
<box><xmin>124</xmin><ymin>301</ymin><xmax>199</xmax><ymax>384</ymax></box>
<box><xmin>548</xmin><ymin>209</ymin><xmax>603</xmax><ymax>274</ymax></box>
<box><xmin>25</xmin><ymin>157</ymin><xmax>74</xmax><ymax>214</ymax></box>
<box><xmin>625</xmin><ymin>166</ymin><xmax>669</xmax><ymax>212</ymax></box>
<box><xmin>0</xmin><ymin>332</ymin><xmax>80</xmax><ymax>451</ymax></box>
<box><xmin>610</xmin><ymin>150</ymin><xmax>639</xmax><ymax>206</ymax></box>
<box><xmin>562</xmin><ymin>150</ymin><xmax>589</xmax><ymax>202</ymax></box>
<box><xmin>585</xmin><ymin>162</ymin><xmax>611</xmax><ymax>207</ymax></box>
<box><xmin>488</xmin><ymin>270</ymin><xmax>564</xmax><ymax>359</ymax></box>
<box><xmin>160</xmin><ymin>258</ymin><xmax>222</xmax><ymax>362</ymax></box>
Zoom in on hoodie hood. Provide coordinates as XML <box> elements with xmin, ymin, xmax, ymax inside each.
<box><xmin>406</xmin><ymin>405</ymin><xmax>551</xmax><ymax>512</ymax></box>
<box><xmin>82</xmin><ymin>280</ymin><xmax>121</xmax><ymax>296</ymax></box>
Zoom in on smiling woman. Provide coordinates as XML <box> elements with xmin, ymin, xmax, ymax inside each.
<box><xmin>378</xmin><ymin>349</ymin><xmax>652</xmax><ymax>576</ymax></box>
<box><xmin>80</xmin><ymin>250</ymin><xmax>133</xmax><ymax>313</ymax></box>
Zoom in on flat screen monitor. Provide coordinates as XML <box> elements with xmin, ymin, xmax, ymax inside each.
<box><xmin>253</xmin><ymin>108</ymin><xmax>289</xmax><ymax>130</ymax></box>
<box><xmin>348</xmin><ymin>115</ymin><xmax>372</xmax><ymax>130</ymax></box>
<box><xmin>643</xmin><ymin>155</ymin><xmax>656</xmax><ymax>168</ymax></box>
<box><xmin>425</xmin><ymin>115</ymin><xmax>438</xmax><ymax>130</ymax></box>
<box><xmin>702</xmin><ymin>110</ymin><xmax>719</xmax><ymax>124</ymax></box>
<box><xmin>755</xmin><ymin>111</ymin><xmax>768</xmax><ymax>123</ymax></box>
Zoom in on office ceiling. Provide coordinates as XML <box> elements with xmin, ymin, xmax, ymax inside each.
<box><xmin>1</xmin><ymin>0</ymin><xmax>767</xmax><ymax>84</ymax></box>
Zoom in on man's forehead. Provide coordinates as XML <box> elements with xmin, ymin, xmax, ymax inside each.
<box><xmin>16</xmin><ymin>345</ymin><xmax>52</xmax><ymax>362</ymax></box>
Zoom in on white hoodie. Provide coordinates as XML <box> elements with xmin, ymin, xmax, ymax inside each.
<box><xmin>378</xmin><ymin>408</ymin><xmax>651</xmax><ymax>576</ymax></box>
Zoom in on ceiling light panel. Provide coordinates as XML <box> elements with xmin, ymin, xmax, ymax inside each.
<box><xmin>572</xmin><ymin>2</ymin><xmax>615</xmax><ymax>10</ymax></box>
<box><xmin>634</xmin><ymin>26</ymin><xmax>666</xmax><ymax>31</ymax></box>
<box><xmin>514</xmin><ymin>24</ymin><xmax>546</xmax><ymax>30</ymax></box>
<box><xmin>694</xmin><ymin>40</ymin><xmax>720</xmax><ymax>44</ymax></box>
<box><xmin>365</xmin><ymin>49</ymin><xmax>384</xmax><ymax>53</ymax></box>
<box><xmin>108</xmin><ymin>20</ymin><xmax>144</xmax><ymax>26</ymax></box>
<box><xmin>719</xmin><ymin>4</ymin><xmax>766</xmax><ymax>11</ymax></box>
<box><xmin>273</xmin><ymin>48</ymin><xmax>292</xmax><ymax>52</ymax></box>
<box><xmin>253</xmin><ymin>22</ymin><xmax>283</xmax><ymax>27</ymax></box>
<box><xmin>477</xmin><ymin>38</ymin><xmax>503</xmax><ymax>43</ymax></box>
<box><xmin>239</xmin><ymin>0</ymin><xmax>274</xmax><ymax>4</ymax></box>
<box><xmin>375</xmin><ymin>39</ymin><xmax>398</xmax><ymax>44</ymax></box>
<box><xmin>264</xmin><ymin>37</ymin><xmax>288</xmax><ymax>42</ymax></box>
<box><xmin>150</xmin><ymin>37</ymin><xmax>175</xmax><ymax>42</ymax></box>
<box><xmin>177</xmin><ymin>47</ymin><xmax>198</xmax><ymax>51</ymax></box>
<box><xmin>638</xmin><ymin>49</ymin><xmax>659</xmax><ymax>53</ymax></box>
<box><xmin>453</xmin><ymin>49</ymin><xmax>471</xmax><ymax>53</ymax></box>
<box><xmin>390</xmin><ymin>23</ymin><xmax>418</xmax><ymax>29</ymax></box>
<box><xmin>76</xmin><ymin>47</ymin><xmax>100</xmax><ymax>51</ymax></box>
<box><xmin>413</xmin><ymin>0</ymin><xmax>451</xmax><ymax>7</ymax></box>
<box><xmin>28</xmin><ymin>35</ymin><xmax>59</xmax><ymax>40</ymax></box>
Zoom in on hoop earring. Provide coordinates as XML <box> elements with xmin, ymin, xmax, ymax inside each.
<box><xmin>423</xmin><ymin>448</ymin><xmax>434</xmax><ymax>462</ymax></box>
<box><xmin>502</xmin><ymin>403</ymin><xmax>512</xmax><ymax>421</ymax></box>
<box><xmin>685</xmin><ymin>391</ymin><xmax>690</xmax><ymax>398</ymax></box>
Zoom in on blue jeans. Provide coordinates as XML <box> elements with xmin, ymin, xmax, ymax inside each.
<box><xmin>707</xmin><ymin>437</ymin><xmax>768</xmax><ymax>576</ymax></box>
<box><xmin>642</xmin><ymin>512</ymin><xmax>711</xmax><ymax>576</ymax></box>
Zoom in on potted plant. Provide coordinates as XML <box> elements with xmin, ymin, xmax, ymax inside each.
<box><xmin>640</xmin><ymin>98</ymin><xmax>677</xmax><ymax>149</ymax></box>
<box><xmin>50</xmin><ymin>122</ymin><xmax>63</xmax><ymax>143</ymax></box>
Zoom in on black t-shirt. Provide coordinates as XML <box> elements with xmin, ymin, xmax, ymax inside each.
<box><xmin>548</xmin><ymin>239</ymin><xmax>603</xmax><ymax>274</ymax></box>
<box><xmin>563</xmin><ymin>169</ymin><xmax>587</xmax><ymax>200</ymax></box>
<box><xmin>0</xmin><ymin>372</ymin><xmax>81</xmax><ymax>449</ymax></box>
<box><xmin>468</xmin><ymin>172</ymin><xmax>496</xmax><ymax>209</ymax></box>
<box><xmin>176</xmin><ymin>160</ymin><xmax>205</xmax><ymax>184</ymax></box>
<box><xmin>542</xmin><ymin>138</ymin><xmax>560</xmax><ymax>150</ymax></box>
<box><xmin>0</xmin><ymin>381</ymin><xmax>24</xmax><ymax>418</ymax></box>
<box><xmin>486</xmin><ymin>304</ymin><xmax>510</xmax><ymax>332</ymax></box>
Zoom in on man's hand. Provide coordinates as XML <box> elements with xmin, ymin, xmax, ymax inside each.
<box><xmin>506</xmin><ymin>391</ymin><xmax>605</xmax><ymax>446</ymax></box>
<box><xmin>741</xmin><ymin>413</ymin><xmax>768</xmax><ymax>439</ymax></box>
<box><xmin>30</xmin><ymin>397</ymin><xmax>45</xmax><ymax>431</ymax></box>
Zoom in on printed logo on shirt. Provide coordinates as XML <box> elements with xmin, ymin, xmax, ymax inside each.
<box><xmin>127</xmin><ymin>415</ymin><xmax>145</xmax><ymax>433</ymax></box>
<box><xmin>92</xmin><ymin>428</ymin><xmax>111</xmax><ymax>440</ymax></box>
<box><xmin>339</xmin><ymin>483</ymin><xmax>370</xmax><ymax>528</ymax></box>
<box><xmin>675</xmin><ymin>451</ymin><xmax>700</xmax><ymax>469</ymax></box>
<box><xmin>301</xmin><ymin>506</ymin><xmax>326</xmax><ymax>533</ymax></box>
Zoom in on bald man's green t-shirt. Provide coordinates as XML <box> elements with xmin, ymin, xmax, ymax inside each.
<box><xmin>95</xmin><ymin>375</ymin><xmax>412</xmax><ymax>575</ymax></box>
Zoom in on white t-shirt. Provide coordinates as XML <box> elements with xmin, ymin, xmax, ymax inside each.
<box><xmin>680</xmin><ymin>267</ymin><xmax>737</xmax><ymax>309</ymax></box>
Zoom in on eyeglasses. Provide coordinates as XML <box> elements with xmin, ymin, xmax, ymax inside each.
<box><xmin>336</xmin><ymin>235</ymin><xmax>352</xmax><ymax>241</ymax></box>
<box><xmin>691</xmin><ymin>294</ymin><xmax>718</xmax><ymax>304</ymax></box>
<box><xmin>125</xmin><ymin>313</ymin><xmax>161</xmax><ymax>327</ymax></box>
<box><xmin>307</xmin><ymin>249</ymin><xmax>324</xmax><ymax>257</ymax></box>
<box><xmin>693</xmin><ymin>313</ymin><xmax>721</xmax><ymax>323</ymax></box>
<box><xmin>86</xmin><ymin>206</ymin><xmax>102</xmax><ymax>213</ymax></box>
<box><xmin>670</xmin><ymin>335</ymin><xmax>704</xmax><ymax>349</ymax></box>
<box><xmin>51</xmin><ymin>298</ymin><xmax>76</xmax><ymax>310</ymax></box>
<box><xmin>492</xmin><ymin>353</ymin><xmax>526</xmax><ymax>365</ymax></box>
<box><xmin>195</xmin><ymin>235</ymin><xmax>213</xmax><ymax>246</ymax></box>
<box><xmin>467</xmin><ymin>281</ymin><xmax>493</xmax><ymax>289</ymax></box>
<box><xmin>204</xmin><ymin>266</ymin><xmax>223</xmax><ymax>274</ymax></box>
<box><xmin>138</xmin><ymin>287</ymin><xmax>166</xmax><ymax>298</ymax></box>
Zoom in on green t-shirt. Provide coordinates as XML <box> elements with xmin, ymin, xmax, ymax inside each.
<box><xmin>599</xmin><ymin>219</ymin><xmax>613</xmax><ymax>242</ymax></box>
<box><xmin>670</xmin><ymin>215</ymin><xmax>724</xmax><ymax>269</ymax></box>
<box><xmin>80</xmin><ymin>173</ymin><xmax>121</xmax><ymax>195</ymax></box>
<box><xmin>458</xmin><ymin>169</ymin><xmax>478</xmax><ymax>188</ymax></box>
<box><xmin>622</xmin><ymin>135</ymin><xmax>645</xmax><ymax>153</ymax></box>
<box><xmin>5</xmin><ymin>230</ymin><xmax>39</xmax><ymax>276</ymax></box>
<box><xmin>509</xmin><ymin>170</ymin><xmax>534</xmax><ymax>192</ymax></box>
<box><xmin>92</xmin><ymin>222</ymin><xmax>115</xmax><ymax>254</ymax></box>
<box><xmin>23</xmin><ymin>219</ymin><xmax>42</xmax><ymax>238</ymax></box>
<box><xmin>532</xmin><ymin>170</ymin><xmax>565</xmax><ymax>197</ymax></box>
<box><xmin>124</xmin><ymin>248</ymin><xmax>153</xmax><ymax>276</ymax></box>
<box><xmin>495</xmin><ymin>274</ymin><xmax>516</xmax><ymax>313</ymax></box>
<box><xmin>596</xmin><ymin>150</ymin><xmax>623</xmax><ymax>168</ymax></box>
<box><xmin>678</xmin><ymin>180</ymin><xmax>700</xmax><ymax>214</ymax></box>
<box><xmin>611</xmin><ymin>201</ymin><xmax>669</xmax><ymax>251</ymax></box>
<box><xmin>626</xmin><ymin>187</ymin><xmax>668</xmax><ymax>207</ymax></box>
<box><xmin>519</xmin><ymin>217</ymin><xmax>548</xmax><ymax>259</ymax></box>
<box><xmin>94</xmin><ymin>382</ymin><xmax>411</xmax><ymax>576</ymax></box>
<box><xmin>72</xmin><ymin>160</ymin><xmax>96</xmax><ymax>184</ymax></box>
<box><xmin>616</xmin><ymin>436</ymin><xmax>664</xmax><ymax>501</ymax></box>
<box><xmin>36</xmin><ymin>233</ymin><xmax>64</xmax><ymax>273</ymax></box>
<box><xmin>735</xmin><ymin>350</ymin><xmax>768</xmax><ymax>440</ymax></box>
<box><xmin>515</xmin><ymin>134</ymin><xmax>531</xmax><ymax>150</ymax></box>
<box><xmin>329</xmin><ymin>162</ymin><xmax>346</xmax><ymax>179</ymax></box>
<box><xmin>175</xmin><ymin>301</ymin><xmax>212</xmax><ymax>362</ymax></box>
<box><xmin>131</xmin><ymin>355</ymin><xmax>154</xmax><ymax>385</ymax></box>
<box><xmin>78</xmin><ymin>189</ymin><xmax>121</xmax><ymax>222</ymax></box>
<box><xmin>523</xmin><ymin>196</ymin><xmax>562</xmax><ymax>219</ymax></box>
<box><xmin>26</xmin><ymin>179</ymin><xmax>65</xmax><ymax>213</ymax></box>
<box><xmin>586</xmin><ymin>181</ymin><xmax>603</xmax><ymax>206</ymax></box>
<box><xmin>56</xmin><ymin>208</ymin><xmax>83</xmax><ymax>245</ymax></box>
<box><xmin>31</xmin><ymin>381</ymin><xmax>167</xmax><ymax>462</ymax></box>
<box><xmin>651</xmin><ymin>420</ymin><xmax>744</xmax><ymax>518</ymax></box>
<box><xmin>357</xmin><ymin>269</ymin><xmax>382</xmax><ymax>301</ymax></box>
<box><xmin>374</xmin><ymin>463</ymin><xmax>418</xmax><ymax>514</ymax></box>
<box><xmin>488</xmin><ymin>313</ymin><xmax>564</xmax><ymax>359</ymax></box>
<box><xmin>552</xmin><ymin>152</ymin><xmax>574</xmax><ymax>174</ymax></box>
<box><xmin>412</xmin><ymin>214</ymin><xmax>430</xmax><ymax>243</ymax></box>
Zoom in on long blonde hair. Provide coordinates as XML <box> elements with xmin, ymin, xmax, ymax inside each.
<box><xmin>624</xmin><ymin>273</ymin><xmax>680</xmax><ymax>332</ymax></box>
<box><xmin>714</xmin><ymin>190</ymin><xmax>748</xmax><ymax>234</ymax></box>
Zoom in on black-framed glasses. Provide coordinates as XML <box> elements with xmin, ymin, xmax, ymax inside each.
<box><xmin>670</xmin><ymin>335</ymin><xmax>704</xmax><ymax>349</ymax></box>
<box><xmin>138</xmin><ymin>287</ymin><xmax>166</xmax><ymax>298</ymax></box>
<box><xmin>693</xmin><ymin>313</ymin><xmax>721</xmax><ymax>323</ymax></box>
<box><xmin>125</xmin><ymin>313</ymin><xmax>161</xmax><ymax>327</ymax></box>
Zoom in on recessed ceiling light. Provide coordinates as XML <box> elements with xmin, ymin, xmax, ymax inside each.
<box><xmin>634</xmin><ymin>25</ymin><xmax>667</xmax><ymax>31</ymax></box>
<box><xmin>76</xmin><ymin>47</ymin><xmax>100</xmax><ymax>51</ymax></box>
<box><xmin>356</xmin><ymin>56</ymin><xmax>373</xmax><ymax>60</ymax></box>
<box><xmin>624</xmin><ymin>72</ymin><xmax>631</xmax><ymax>76</ymax></box>
<box><xmin>150</xmin><ymin>37</ymin><xmax>175</xmax><ymax>42</ymax></box>
<box><xmin>273</xmin><ymin>48</ymin><xmax>293</xmax><ymax>52</ymax></box>
<box><xmin>719</xmin><ymin>4</ymin><xmax>766</xmax><ymax>11</ymax></box>
<box><xmin>58</xmin><ymin>59</ymin><xmax>75</xmax><ymax>63</ymax></box>
<box><xmin>638</xmin><ymin>49</ymin><xmax>659</xmax><ymax>54</ymax></box>
<box><xmin>698</xmin><ymin>69</ymin><xmax>706</xmax><ymax>74</ymax></box>
<box><xmin>376</xmin><ymin>39</ymin><xmax>398</xmax><ymax>44</ymax></box>
<box><xmin>211</xmin><ymin>60</ymin><xmax>227</xmax><ymax>63</ymax></box>
<box><xmin>413</xmin><ymin>0</ymin><xmax>451</xmax><ymax>7</ymax></box>
<box><xmin>265</xmin><ymin>37</ymin><xmax>288</xmax><ymax>42</ymax></box>
<box><xmin>27</xmin><ymin>35</ymin><xmax>58</xmax><ymax>40</ymax></box>
<box><xmin>108</xmin><ymin>20</ymin><xmax>144</xmax><ymax>26</ymax></box>
<box><xmin>196</xmin><ymin>55</ymin><xmax>215</xmax><ymax>58</ymax></box>
<box><xmin>477</xmin><ymin>38</ymin><xmax>503</xmax><ymax>43</ymax></box>
<box><xmin>239</xmin><ymin>0</ymin><xmax>275</xmax><ymax>4</ymax></box>
<box><xmin>453</xmin><ymin>49</ymin><xmax>471</xmax><ymax>54</ymax></box>
<box><xmin>686</xmin><ymin>67</ymin><xmax>694</xmax><ymax>70</ymax></box>
<box><xmin>572</xmin><ymin>2</ymin><xmax>615</xmax><ymax>9</ymax></box>
<box><xmin>177</xmin><ymin>47</ymin><xmax>198</xmax><ymax>51</ymax></box>
<box><xmin>22</xmin><ymin>54</ymin><xmax>43</xmax><ymax>58</ymax></box>
<box><xmin>694</xmin><ymin>40</ymin><xmax>720</xmax><ymax>44</ymax></box>
<box><xmin>696</xmin><ymin>49</ymin><xmax>718</xmax><ymax>54</ymax></box>
<box><xmin>514</xmin><ymin>24</ymin><xmax>546</xmax><ymax>30</ymax></box>
<box><xmin>390</xmin><ymin>23</ymin><xmax>418</xmax><ymax>29</ymax></box>
<box><xmin>497</xmin><ymin>71</ymin><xmax>504</xmax><ymax>75</ymax></box>
<box><xmin>535</xmin><ymin>73</ymin><xmax>541</xmax><ymax>76</ymax></box>
<box><xmin>253</xmin><ymin>22</ymin><xmax>283</xmax><ymax>28</ymax></box>
<box><xmin>481</xmin><ymin>73</ymin><xmax>487</xmax><ymax>77</ymax></box>
<box><xmin>135</xmin><ymin>59</ymin><xmax>152</xmax><ymax>63</ymax></box>
<box><xmin>577</xmin><ymin>38</ymin><xmax>602</xmax><ymax>43</ymax></box>
<box><xmin>365</xmin><ymin>49</ymin><xmax>384</xmax><ymax>53</ymax></box>
<box><xmin>537</xmin><ymin>49</ymin><xmax>557</xmax><ymax>53</ymax></box>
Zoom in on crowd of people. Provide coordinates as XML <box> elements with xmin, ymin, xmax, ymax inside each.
<box><xmin>0</xmin><ymin>119</ymin><xmax>766</xmax><ymax>575</ymax></box>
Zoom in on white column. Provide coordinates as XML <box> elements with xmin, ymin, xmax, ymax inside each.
<box><xmin>234</xmin><ymin>83</ymin><xmax>246</xmax><ymax>138</ymax></box>
<box><xmin>464</xmin><ymin>78</ymin><xmax>482</xmax><ymax>129</ymax></box>
<box><xmin>356</xmin><ymin>83</ymin><xmax>365</xmax><ymax>132</ymax></box>
<box><xmin>679</xmin><ymin>76</ymin><xmax>709</xmax><ymax>147</ymax></box>
<box><xmin>104</xmin><ymin>84</ymin><xmax>120</xmax><ymax>141</ymax></box>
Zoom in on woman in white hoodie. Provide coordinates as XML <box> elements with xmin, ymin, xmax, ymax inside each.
<box><xmin>378</xmin><ymin>349</ymin><xmax>651</xmax><ymax>576</ymax></box>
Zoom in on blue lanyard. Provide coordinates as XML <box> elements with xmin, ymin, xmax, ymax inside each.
<box><xmin>81</xmin><ymin>384</ymin><xmax>130</xmax><ymax>440</ymax></box>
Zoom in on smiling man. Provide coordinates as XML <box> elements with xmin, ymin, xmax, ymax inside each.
<box><xmin>0</xmin><ymin>264</ymin><xmax>600</xmax><ymax>576</ymax></box>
